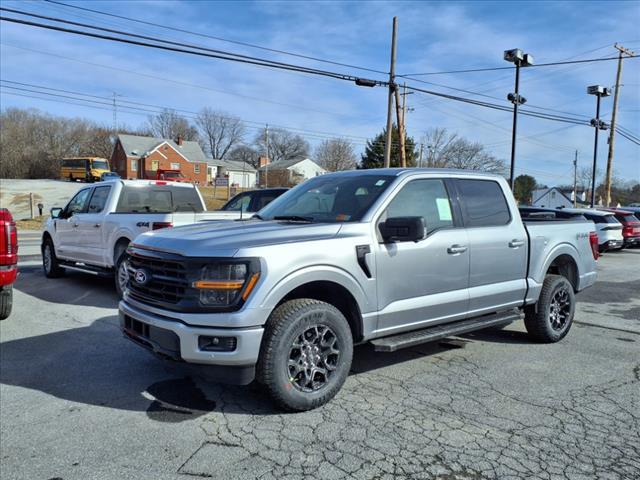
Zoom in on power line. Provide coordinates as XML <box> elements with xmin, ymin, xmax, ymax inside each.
<box><xmin>43</xmin><ymin>0</ymin><xmax>387</xmax><ymax>75</ymax></box>
<box><xmin>0</xmin><ymin>12</ymin><xmax>386</xmax><ymax>86</ymax></box>
<box><xmin>401</xmin><ymin>55</ymin><xmax>638</xmax><ymax>76</ymax></box>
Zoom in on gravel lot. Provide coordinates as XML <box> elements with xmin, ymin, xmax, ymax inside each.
<box><xmin>1</xmin><ymin>246</ymin><xmax>638</xmax><ymax>480</ymax></box>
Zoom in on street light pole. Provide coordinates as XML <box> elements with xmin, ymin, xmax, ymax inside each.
<box><xmin>587</xmin><ymin>85</ymin><xmax>611</xmax><ymax>208</ymax></box>
<box><xmin>590</xmin><ymin>95</ymin><xmax>601</xmax><ymax>208</ymax></box>
<box><xmin>509</xmin><ymin>63</ymin><xmax>520</xmax><ymax>189</ymax></box>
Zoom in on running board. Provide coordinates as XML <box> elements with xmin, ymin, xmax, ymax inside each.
<box><xmin>60</xmin><ymin>263</ymin><xmax>112</xmax><ymax>277</ymax></box>
<box><xmin>370</xmin><ymin>310</ymin><xmax>522</xmax><ymax>352</ymax></box>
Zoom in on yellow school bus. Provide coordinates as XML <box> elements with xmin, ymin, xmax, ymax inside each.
<box><xmin>61</xmin><ymin>157</ymin><xmax>111</xmax><ymax>182</ymax></box>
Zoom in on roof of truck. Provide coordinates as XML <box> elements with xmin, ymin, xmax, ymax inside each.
<box><xmin>322</xmin><ymin>168</ymin><xmax>504</xmax><ymax>178</ymax></box>
<box><xmin>116</xmin><ymin>179</ymin><xmax>196</xmax><ymax>188</ymax></box>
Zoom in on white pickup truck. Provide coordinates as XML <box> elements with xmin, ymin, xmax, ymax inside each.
<box><xmin>42</xmin><ymin>180</ymin><xmax>240</xmax><ymax>296</ymax></box>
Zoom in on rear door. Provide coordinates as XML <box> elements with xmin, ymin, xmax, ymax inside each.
<box><xmin>373</xmin><ymin>177</ymin><xmax>470</xmax><ymax>335</ymax></box>
<box><xmin>77</xmin><ymin>185</ymin><xmax>112</xmax><ymax>265</ymax></box>
<box><xmin>454</xmin><ymin>178</ymin><xmax>528</xmax><ymax>316</ymax></box>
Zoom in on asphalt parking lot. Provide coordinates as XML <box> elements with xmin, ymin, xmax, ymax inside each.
<box><xmin>1</xmin><ymin>243</ymin><xmax>638</xmax><ymax>480</ymax></box>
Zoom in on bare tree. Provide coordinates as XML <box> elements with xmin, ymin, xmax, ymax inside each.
<box><xmin>195</xmin><ymin>108</ymin><xmax>245</xmax><ymax>159</ymax></box>
<box><xmin>227</xmin><ymin>144</ymin><xmax>259</xmax><ymax>168</ymax></box>
<box><xmin>254</xmin><ymin>127</ymin><xmax>309</xmax><ymax>164</ymax></box>
<box><xmin>146</xmin><ymin>108</ymin><xmax>198</xmax><ymax>141</ymax></box>
<box><xmin>314</xmin><ymin>138</ymin><xmax>357</xmax><ymax>171</ymax></box>
<box><xmin>420</xmin><ymin>128</ymin><xmax>506</xmax><ymax>174</ymax></box>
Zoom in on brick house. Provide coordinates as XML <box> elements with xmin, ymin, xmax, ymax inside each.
<box><xmin>110</xmin><ymin>134</ymin><xmax>208</xmax><ymax>184</ymax></box>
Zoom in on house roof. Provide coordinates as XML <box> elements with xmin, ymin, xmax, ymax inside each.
<box><xmin>257</xmin><ymin>158</ymin><xmax>322</xmax><ymax>171</ymax></box>
<box><xmin>117</xmin><ymin>134</ymin><xmax>206</xmax><ymax>163</ymax></box>
<box><xmin>532</xmin><ymin>187</ymin><xmax>574</xmax><ymax>205</ymax></box>
<box><xmin>206</xmin><ymin>158</ymin><xmax>256</xmax><ymax>173</ymax></box>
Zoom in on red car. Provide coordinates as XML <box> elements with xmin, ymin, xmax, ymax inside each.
<box><xmin>0</xmin><ymin>208</ymin><xmax>18</xmax><ymax>320</ymax></box>
<box><xmin>602</xmin><ymin>208</ymin><xmax>640</xmax><ymax>247</ymax></box>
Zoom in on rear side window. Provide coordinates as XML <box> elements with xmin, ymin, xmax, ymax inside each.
<box><xmin>621</xmin><ymin>214</ymin><xmax>637</xmax><ymax>223</ymax></box>
<box><xmin>253</xmin><ymin>191</ymin><xmax>284</xmax><ymax>211</ymax></box>
<box><xmin>87</xmin><ymin>186</ymin><xmax>111</xmax><ymax>213</ymax></box>
<box><xmin>456</xmin><ymin>179</ymin><xmax>511</xmax><ymax>227</ymax></box>
<box><xmin>115</xmin><ymin>186</ymin><xmax>204</xmax><ymax>213</ymax></box>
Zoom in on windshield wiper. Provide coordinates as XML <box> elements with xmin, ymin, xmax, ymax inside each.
<box><xmin>273</xmin><ymin>215</ymin><xmax>314</xmax><ymax>223</ymax></box>
<box><xmin>252</xmin><ymin>213</ymin><xmax>264</xmax><ymax>220</ymax></box>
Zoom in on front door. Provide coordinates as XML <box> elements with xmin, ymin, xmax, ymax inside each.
<box><xmin>454</xmin><ymin>178</ymin><xmax>528</xmax><ymax>316</ymax></box>
<box><xmin>55</xmin><ymin>187</ymin><xmax>92</xmax><ymax>261</ymax></box>
<box><xmin>373</xmin><ymin>178</ymin><xmax>470</xmax><ymax>336</ymax></box>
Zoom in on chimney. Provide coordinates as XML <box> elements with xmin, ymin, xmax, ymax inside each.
<box><xmin>259</xmin><ymin>155</ymin><xmax>270</xmax><ymax>167</ymax></box>
<box><xmin>176</xmin><ymin>135</ymin><xmax>183</xmax><ymax>146</ymax></box>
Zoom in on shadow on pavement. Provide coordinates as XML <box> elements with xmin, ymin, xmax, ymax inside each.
<box><xmin>13</xmin><ymin>264</ymin><xmax>119</xmax><ymax>309</ymax></box>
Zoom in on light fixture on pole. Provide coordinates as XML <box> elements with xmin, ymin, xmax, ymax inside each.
<box><xmin>586</xmin><ymin>85</ymin><xmax>611</xmax><ymax>208</ymax></box>
<box><xmin>504</xmin><ymin>48</ymin><xmax>534</xmax><ymax>190</ymax></box>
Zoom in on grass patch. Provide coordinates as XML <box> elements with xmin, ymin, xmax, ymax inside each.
<box><xmin>15</xmin><ymin>215</ymin><xmax>47</xmax><ymax>230</ymax></box>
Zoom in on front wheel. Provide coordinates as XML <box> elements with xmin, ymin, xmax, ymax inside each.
<box><xmin>257</xmin><ymin>299</ymin><xmax>353</xmax><ymax>411</ymax></box>
<box><xmin>42</xmin><ymin>238</ymin><xmax>65</xmax><ymax>278</ymax></box>
<box><xmin>0</xmin><ymin>286</ymin><xmax>13</xmax><ymax>320</ymax></box>
<box><xmin>524</xmin><ymin>275</ymin><xmax>575</xmax><ymax>343</ymax></box>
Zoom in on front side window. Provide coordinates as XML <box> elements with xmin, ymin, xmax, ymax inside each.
<box><xmin>456</xmin><ymin>179</ymin><xmax>511</xmax><ymax>227</ymax></box>
<box><xmin>382</xmin><ymin>179</ymin><xmax>454</xmax><ymax>233</ymax></box>
<box><xmin>66</xmin><ymin>189</ymin><xmax>92</xmax><ymax>215</ymax></box>
<box><xmin>87</xmin><ymin>186</ymin><xmax>111</xmax><ymax>213</ymax></box>
<box><xmin>259</xmin><ymin>175</ymin><xmax>395</xmax><ymax>223</ymax></box>
<box><xmin>91</xmin><ymin>159</ymin><xmax>109</xmax><ymax>170</ymax></box>
<box><xmin>222</xmin><ymin>193</ymin><xmax>251</xmax><ymax>212</ymax></box>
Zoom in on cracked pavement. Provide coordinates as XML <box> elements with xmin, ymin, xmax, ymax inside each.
<box><xmin>1</xmin><ymin>249</ymin><xmax>638</xmax><ymax>480</ymax></box>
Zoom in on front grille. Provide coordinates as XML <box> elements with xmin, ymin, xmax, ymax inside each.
<box><xmin>128</xmin><ymin>252</ymin><xmax>188</xmax><ymax>305</ymax></box>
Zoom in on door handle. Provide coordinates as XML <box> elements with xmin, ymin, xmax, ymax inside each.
<box><xmin>94</xmin><ymin>223</ymin><xmax>101</xmax><ymax>228</ymax></box>
<box><xmin>509</xmin><ymin>239</ymin><xmax>525</xmax><ymax>248</ymax></box>
<box><xmin>447</xmin><ymin>244</ymin><xmax>468</xmax><ymax>254</ymax></box>
<box><xmin>73</xmin><ymin>223</ymin><xmax>79</xmax><ymax>228</ymax></box>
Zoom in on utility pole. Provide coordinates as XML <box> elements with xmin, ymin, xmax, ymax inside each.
<box><xmin>418</xmin><ymin>143</ymin><xmax>424</xmax><ymax>168</ymax></box>
<box><xmin>573</xmin><ymin>150</ymin><xmax>578</xmax><ymax>207</ymax></box>
<box><xmin>394</xmin><ymin>85</ymin><xmax>406</xmax><ymax>167</ymax></box>
<box><xmin>112</xmin><ymin>92</ymin><xmax>123</xmax><ymax>135</ymax></box>
<box><xmin>384</xmin><ymin>17</ymin><xmax>397</xmax><ymax>168</ymax></box>
<box><xmin>604</xmin><ymin>44</ymin><xmax>635</xmax><ymax>207</ymax></box>
<box><xmin>264</xmin><ymin>124</ymin><xmax>269</xmax><ymax>188</ymax></box>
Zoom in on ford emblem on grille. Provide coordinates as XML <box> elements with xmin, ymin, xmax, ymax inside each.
<box><xmin>133</xmin><ymin>269</ymin><xmax>150</xmax><ymax>285</ymax></box>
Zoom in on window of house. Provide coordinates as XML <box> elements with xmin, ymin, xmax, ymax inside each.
<box><xmin>171</xmin><ymin>163</ymin><xmax>180</xmax><ymax>170</ymax></box>
<box><xmin>131</xmin><ymin>159</ymin><xmax>138</xmax><ymax>172</ymax></box>
<box><xmin>151</xmin><ymin>160</ymin><xmax>159</xmax><ymax>171</ymax></box>
<box><xmin>194</xmin><ymin>163</ymin><xmax>201</xmax><ymax>174</ymax></box>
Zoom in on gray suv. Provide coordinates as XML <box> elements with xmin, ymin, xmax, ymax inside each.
<box><xmin>120</xmin><ymin>169</ymin><xmax>598</xmax><ymax>411</ymax></box>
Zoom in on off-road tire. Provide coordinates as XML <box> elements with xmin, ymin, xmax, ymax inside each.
<box><xmin>114</xmin><ymin>244</ymin><xmax>130</xmax><ymax>299</ymax></box>
<box><xmin>257</xmin><ymin>299</ymin><xmax>353</xmax><ymax>411</ymax></box>
<box><xmin>0</xmin><ymin>286</ymin><xmax>12</xmax><ymax>320</ymax></box>
<box><xmin>42</xmin><ymin>237</ymin><xmax>65</xmax><ymax>278</ymax></box>
<box><xmin>524</xmin><ymin>274</ymin><xmax>575</xmax><ymax>343</ymax></box>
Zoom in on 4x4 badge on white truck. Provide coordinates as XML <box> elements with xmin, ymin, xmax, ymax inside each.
<box><xmin>133</xmin><ymin>269</ymin><xmax>150</xmax><ymax>286</ymax></box>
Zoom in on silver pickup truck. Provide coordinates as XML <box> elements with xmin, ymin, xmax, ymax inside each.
<box><xmin>119</xmin><ymin>169</ymin><xmax>598</xmax><ymax>411</ymax></box>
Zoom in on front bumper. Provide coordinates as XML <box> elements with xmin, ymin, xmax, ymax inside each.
<box><xmin>119</xmin><ymin>300</ymin><xmax>264</xmax><ymax>382</ymax></box>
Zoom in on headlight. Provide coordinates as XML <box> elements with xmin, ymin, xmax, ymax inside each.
<box><xmin>193</xmin><ymin>262</ymin><xmax>260</xmax><ymax>306</ymax></box>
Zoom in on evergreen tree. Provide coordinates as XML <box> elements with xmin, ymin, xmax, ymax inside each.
<box><xmin>360</xmin><ymin>125</ymin><xmax>417</xmax><ymax>169</ymax></box>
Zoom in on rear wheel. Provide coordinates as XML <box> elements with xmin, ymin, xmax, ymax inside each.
<box><xmin>524</xmin><ymin>274</ymin><xmax>575</xmax><ymax>343</ymax></box>
<box><xmin>42</xmin><ymin>237</ymin><xmax>65</xmax><ymax>278</ymax></box>
<box><xmin>257</xmin><ymin>299</ymin><xmax>353</xmax><ymax>411</ymax></box>
<box><xmin>0</xmin><ymin>286</ymin><xmax>12</xmax><ymax>320</ymax></box>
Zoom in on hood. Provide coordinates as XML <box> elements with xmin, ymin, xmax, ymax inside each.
<box><xmin>133</xmin><ymin>219</ymin><xmax>342</xmax><ymax>257</ymax></box>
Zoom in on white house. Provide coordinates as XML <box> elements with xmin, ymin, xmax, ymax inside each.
<box><xmin>532</xmin><ymin>187</ymin><xmax>587</xmax><ymax>208</ymax></box>
<box><xmin>207</xmin><ymin>159</ymin><xmax>257</xmax><ymax>188</ymax></box>
<box><xmin>258</xmin><ymin>158</ymin><xmax>326</xmax><ymax>185</ymax></box>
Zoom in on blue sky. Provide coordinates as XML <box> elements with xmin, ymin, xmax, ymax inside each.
<box><xmin>1</xmin><ymin>0</ymin><xmax>639</xmax><ymax>186</ymax></box>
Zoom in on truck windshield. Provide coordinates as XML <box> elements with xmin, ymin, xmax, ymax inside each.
<box><xmin>91</xmin><ymin>160</ymin><xmax>109</xmax><ymax>170</ymax></box>
<box><xmin>257</xmin><ymin>175</ymin><xmax>395</xmax><ymax>223</ymax></box>
<box><xmin>116</xmin><ymin>186</ymin><xmax>204</xmax><ymax>213</ymax></box>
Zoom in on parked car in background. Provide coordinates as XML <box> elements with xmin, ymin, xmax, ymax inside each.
<box><xmin>0</xmin><ymin>208</ymin><xmax>18</xmax><ymax>320</ymax></box>
<box><xmin>42</xmin><ymin>180</ymin><xmax>232</xmax><ymax>297</ymax></box>
<box><xmin>601</xmin><ymin>208</ymin><xmax>640</xmax><ymax>247</ymax></box>
<box><xmin>156</xmin><ymin>169</ymin><xmax>187</xmax><ymax>182</ymax></box>
<box><xmin>621</xmin><ymin>206</ymin><xmax>640</xmax><ymax>222</ymax></box>
<box><xmin>61</xmin><ymin>157</ymin><xmax>111</xmax><ymax>182</ymax></box>
<box><xmin>101</xmin><ymin>171</ymin><xmax>121</xmax><ymax>182</ymax></box>
<box><xmin>120</xmin><ymin>169</ymin><xmax>598</xmax><ymax>411</ymax></box>
<box><xmin>559</xmin><ymin>208</ymin><xmax>624</xmax><ymax>251</ymax></box>
<box><xmin>220</xmin><ymin>188</ymin><xmax>288</xmax><ymax>217</ymax></box>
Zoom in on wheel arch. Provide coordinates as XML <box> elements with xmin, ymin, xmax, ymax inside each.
<box><xmin>113</xmin><ymin>236</ymin><xmax>132</xmax><ymax>264</ymax></box>
<box><xmin>545</xmin><ymin>253</ymin><xmax>579</xmax><ymax>292</ymax></box>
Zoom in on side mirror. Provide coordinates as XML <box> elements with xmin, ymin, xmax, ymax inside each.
<box><xmin>50</xmin><ymin>207</ymin><xmax>63</xmax><ymax>219</ymax></box>
<box><xmin>379</xmin><ymin>216</ymin><xmax>426</xmax><ymax>243</ymax></box>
